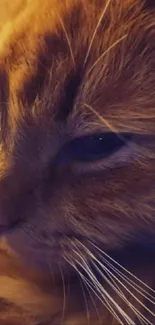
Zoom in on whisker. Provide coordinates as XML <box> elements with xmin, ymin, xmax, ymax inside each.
<box><xmin>82</xmin><ymin>103</ymin><xmax>155</xmax><ymax>136</ymax></box>
<box><xmin>91</xmin><ymin>259</ymin><xmax>152</xmax><ymax>325</ymax></box>
<box><xmin>109</xmin><ymin>123</ymin><xmax>154</xmax><ymax>133</ymax></box>
<box><xmin>47</xmin><ymin>253</ymin><xmax>56</xmax><ymax>284</ymax></box>
<box><xmin>82</xmin><ymin>102</ymin><xmax>130</xmax><ymax>143</ymax></box>
<box><xmin>84</xmin><ymin>0</ymin><xmax>112</xmax><ymax>66</ymax></box>
<box><xmin>64</xmin><ymin>254</ymin><xmax>126</xmax><ymax>324</ymax></box>
<box><xmin>89</xmin><ymin>241</ymin><xmax>155</xmax><ymax>295</ymax></box>
<box><xmin>59</xmin><ymin>264</ymin><xmax>66</xmax><ymax>324</ymax></box>
<box><xmin>100</xmin><ymin>255</ymin><xmax>155</xmax><ymax>304</ymax></box>
<box><xmin>106</xmin><ymin>114</ymin><xmax>155</xmax><ymax>120</ymax></box>
<box><xmin>72</xmin><ymin>245</ymin><xmax>145</xmax><ymax>324</ymax></box>
<box><xmin>102</xmin><ymin>271</ymin><xmax>146</xmax><ymax>325</ymax></box>
<box><xmin>87</xmin><ymin>34</ymin><xmax>128</xmax><ymax>75</ymax></box>
<box><xmin>70</xmin><ymin>248</ymin><xmax>135</xmax><ymax>325</ymax></box>
<box><xmin>100</xmin><ymin>260</ymin><xmax>154</xmax><ymax>325</ymax></box>
<box><xmin>83</xmin><ymin>102</ymin><xmax>119</xmax><ymax>133</ymax></box>
<box><xmin>64</xmin><ymin>255</ymin><xmax>126</xmax><ymax>325</ymax></box>
<box><xmin>76</xmin><ymin>241</ymin><xmax>154</xmax><ymax>324</ymax></box>
<box><xmin>82</xmin><ymin>279</ymin><xmax>103</xmax><ymax>325</ymax></box>
<box><xmin>78</xmin><ymin>275</ymin><xmax>90</xmax><ymax>325</ymax></box>
<box><xmin>74</xmin><ymin>241</ymin><xmax>155</xmax><ymax>324</ymax></box>
<box><xmin>56</xmin><ymin>14</ymin><xmax>75</xmax><ymax>68</ymax></box>
<box><xmin>82</xmin><ymin>275</ymin><xmax>126</xmax><ymax>325</ymax></box>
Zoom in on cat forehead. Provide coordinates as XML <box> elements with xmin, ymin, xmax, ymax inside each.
<box><xmin>0</xmin><ymin>0</ymin><xmax>149</xmax><ymax>88</ymax></box>
<box><xmin>1</xmin><ymin>0</ymin><xmax>155</xmax><ymax>135</ymax></box>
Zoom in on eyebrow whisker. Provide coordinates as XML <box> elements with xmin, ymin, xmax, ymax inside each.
<box><xmin>84</xmin><ymin>0</ymin><xmax>112</xmax><ymax>66</ymax></box>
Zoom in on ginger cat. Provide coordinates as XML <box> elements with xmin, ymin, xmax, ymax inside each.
<box><xmin>0</xmin><ymin>0</ymin><xmax>155</xmax><ymax>324</ymax></box>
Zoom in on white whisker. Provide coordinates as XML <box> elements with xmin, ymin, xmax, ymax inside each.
<box><xmin>101</xmin><ymin>271</ymin><xmax>147</xmax><ymax>325</ymax></box>
<box><xmin>72</xmin><ymin>243</ymin><xmax>146</xmax><ymax>324</ymax></box>
<box><xmin>100</xmin><ymin>255</ymin><xmax>155</xmax><ymax>305</ymax></box>
<box><xmin>87</xmin><ymin>34</ymin><xmax>128</xmax><ymax>75</ymax></box>
<box><xmin>47</xmin><ymin>253</ymin><xmax>56</xmax><ymax>284</ymax></box>
<box><xmin>59</xmin><ymin>264</ymin><xmax>66</xmax><ymax>324</ymax></box>
<box><xmin>91</xmin><ymin>260</ymin><xmax>152</xmax><ymax>325</ymax></box>
<box><xmin>89</xmin><ymin>248</ymin><xmax>155</xmax><ymax>321</ymax></box>
<box><xmin>82</xmin><ymin>275</ymin><xmax>126</xmax><ymax>325</ymax></box>
<box><xmin>82</xmin><ymin>279</ymin><xmax>103</xmax><ymax>325</ymax></box>
<box><xmin>64</xmin><ymin>255</ymin><xmax>126</xmax><ymax>325</ymax></box>
<box><xmin>84</xmin><ymin>0</ymin><xmax>112</xmax><ymax>66</ymax></box>
<box><xmin>82</xmin><ymin>102</ymin><xmax>130</xmax><ymax>143</ymax></box>
<box><xmin>70</xmin><ymin>248</ymin><xmax>135</xmax><ymax>325</ymax></box>
<box><xmin>56</xmin><ymin>14</ymin><xmax>75</xmax><ymax>68</ymax></box>
<box><xmin>83</xmin><ymin>102</ymin><xmax>118</xmax><ymax>133</ymax></box>
<box><xmin>74</xmin><ymin>240</ymin><xmax>155</xmax><ymax>324</ymax></box>
<box><xmin>78</xmin><ymin>275</ymin><xmax>90</xmax><ymax>325</ymax></box>
<box><xmin>64</xmin><ymin>240</ymin><xmax>155</xmax><ymax>324</ymax></box>
<box><xmin>89</xmin><ymin>241</ymin><xmax>155</xmax><ymax>295</ymax></box>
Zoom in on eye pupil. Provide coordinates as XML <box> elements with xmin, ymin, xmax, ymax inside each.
<box><xmin>69</xmin><ymin>132</ymin><xmax>131</xmax><ymax>162</ymax></box>
<box><xmin>89</xmin><ymin>136</ymin><xmax>103</xmax><ymax>141</ymax></box>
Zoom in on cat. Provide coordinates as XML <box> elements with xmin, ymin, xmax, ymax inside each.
<box><xmin>0</xmin><ymin>0</ymin><xmax>155</xmax><ymax>323</ymax></box>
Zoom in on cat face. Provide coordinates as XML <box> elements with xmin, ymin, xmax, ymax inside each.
<box><xmin>0</xmin><ymin>0</ymin><xmax>155</xmax><ymax>272</ymax></box>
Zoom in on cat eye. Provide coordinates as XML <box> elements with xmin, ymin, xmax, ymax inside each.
<box><xmin>69</xmin><ymin>132</ymin><xmax>132</xmax><ymax>162</ymax></box>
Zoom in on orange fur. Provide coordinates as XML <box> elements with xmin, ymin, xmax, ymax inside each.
<box><xmin>0</xmin><ymin>0</ymin><xmax>155</xmax><ymax>324</ymax></box>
